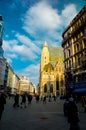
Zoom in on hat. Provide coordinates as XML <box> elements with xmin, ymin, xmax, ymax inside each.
<box><xmin>69</xmin><ymin>97</ymin><xmax>74</xmax><ymax>102</ymax></box>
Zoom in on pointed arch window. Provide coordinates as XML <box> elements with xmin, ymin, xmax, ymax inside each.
<box><xmin>44</xmin><ymin>84</ymin><xmax>47</xmax><ymax>92</ymax></box>
<box><xmin>50</xmin><ymin>84</ymin><xmax>53</xmax><ymax>93</ymax></box>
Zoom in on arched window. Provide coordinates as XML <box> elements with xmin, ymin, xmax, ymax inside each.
<box><xmin>50</xmin><ymin>84</ymin><xmax>53</xmax><ymax>93</ymax></box>
<box><xmin>44</xmin><ymin>84</ymin><xmax>47</xmax><ymax>92</ymax></box>
<box><xmin>68</xmin><ymin>49</ymin><xmax>70</xmax><ymax>57</ymax></box>
<box><xmin>78</xmin><ymin>55</ymin><xmax>80</xmax><ymax>65</ymax></box>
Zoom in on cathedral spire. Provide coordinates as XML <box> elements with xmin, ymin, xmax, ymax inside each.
<box><xmin>43</xmin><ymin>40</ymin><xmax>48</xmax><ymax>47</ymax></box>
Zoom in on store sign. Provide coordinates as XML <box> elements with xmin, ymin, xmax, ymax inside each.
<box><xmin>69</xmin><ymin>82</ymin><xmax>86</xmax><ymax>89</ymax></box>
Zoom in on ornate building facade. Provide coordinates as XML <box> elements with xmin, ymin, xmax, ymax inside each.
<box><xmin>39</xmin><ymin>41</ymin><xmax>65</xmax><ymax>97</ymax></box>
<box><xmin>6</xmin><ymin>64</ymin><xmax>19</xmax><ymax>94</ymax></box>
<box><xmin>19</xmin><ymin>76</ymin><xmax>35</xmax><ymax>95</ymax></box>
<box><xmin>62</xmin><ymin>5</ymin><xmax>86</xmax><ymax>95</ymax></box>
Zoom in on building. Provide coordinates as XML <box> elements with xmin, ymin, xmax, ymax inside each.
<box><xmin>19</xmin><ymin>76</ymin><xmax>35</xmax><ymax>95</ymax></box>
<box><xmin>29</xmin><ymin>82</ymin><xmax>35</xmax><ymax>96</ymax></box>
<box><xmin>4</xmin><ymin>61</ymin><xmax>9</xmax><ymax>89</ymax></box>
<box><xmin>0</xmin><ymin>16</ymin><xmax>6</xmax><ymax>90</ymax></box>
<box><xmin>0</xmin><ymin>16</ymin><xmax>20</xmax><ymax>93</ymax></box>
<box><xmin>62</xmin><ymin>5</ymin><xmax>86</xmax><ymax>95</ymax></box>
<box><xmin>19</xmin><ymin>76</ymin><xmax>30</xmax><ymax>94</ymax></box>
<box><xmin>11</xmin><ymin>73</ymin><xmax>20</xmax><ymax>94</ymax></box>
<box><xmin>6</xmin><ymin>64</ymin><xmax>19</xmax><ymax>94</ymax></box>
<box><xmin>39</xmin><ymin>41</ymin><xmax>65</xmax><ymax>97</ymax></box>
<box><xmin>0</xmin><ymin>57</ymin><xmax>6</xmax><ymax>89</ymax></box>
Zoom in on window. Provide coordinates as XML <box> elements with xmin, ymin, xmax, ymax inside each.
<box><xmin>44</xmin><ymin>84</ymin><xmax>47</xmax><ymax>92</ymax></box>
<box><xmin>84</xmin><ymin>39</ymin><xmax>86</xmax><ymax>47</ymax></box>
<box><xmin>68</xmin><ymin>49</ymin><xmax>71</xmax><ymax>57</ymax></box>
<box><xmin>77</xmin><ymin>44</ymin><xmax>79</xmax><ymax>51</ymax></box>
<box><xmin>78</xmin><ymin>55</ymin><xmax>80</xmax><ymax>66</ymax></box>
<box><xmin>69</xmin><ymin>60</ymin><xmax>71</xmax><ymax>68</ymax></box>
<box><xmin>56</xmin><ymin>81</ymin><xmax>59</xmax><ymax>90</ymax></box>
<box><xmin>50</xmin><ymin>84</ymin><xmax>53</xmax><ymax>93</ymax></box>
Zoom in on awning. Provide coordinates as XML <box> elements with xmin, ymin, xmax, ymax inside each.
<box><xmin>72</xmin><ymin>87</ymin><xmax>86</xmax><ymax>94</ymax></box>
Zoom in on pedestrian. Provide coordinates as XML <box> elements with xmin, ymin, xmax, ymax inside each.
<box><xmin>0</xmin><ymin>91</ymin><xmax>6</xmax><ymax>120</ymax></box>
<box><xmin>13</xmin><ymin>93</ymin><xmax>19</xmax><ymax>108</ymax></box>
<box><xmin>36</xmin><ymin>95</ymin><xmax>40</xmax><ymax>103</ymax></box>
<box><xmin>53</xmin><ymin>95</ymin><xmax>56</xmax><ymax>101</ymax></box>
<box><xmin>27</xmin><ymin>94</ymin><xmax>33</xmax><ymax>104</ymax></box>
<box><xmin>20</xmin><ymin>93</ymin><xmax>27</xmax><ymax>108</ymax></box>
<box><xmin>43</xmin><ymin>95</ymin><xmax>46</xmax><ymax>104</ymax></box>
<box><xmin>48</xmin><ymin>95</ymin><xmax>51</xmax><ymax>102</ymax></box>
<box><xmin>67</xmin><ymin>97</ymin><xmax>80</xmax><ymax>130</ymax></box>
<box><xmin>63</xmin><ymin>98</ymin><xmax>69</xmax><ymax>117</ymax></box>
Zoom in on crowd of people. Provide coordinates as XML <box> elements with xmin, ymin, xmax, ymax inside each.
<box><xmin>0</xmin><ymin>90</ymin><xmax>83</xmax><ymax>130</ymax></box>
<box><xmin>13</xmin><ymin>93</ymin><xmax>33</xmax><ymax>108</ymax></box>
<box><xmin>10</xmin><ymin>93</ymin><xmax>57</xmax><ymax>109</ymax></box>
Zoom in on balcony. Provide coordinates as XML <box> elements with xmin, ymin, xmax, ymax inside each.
<box><xmin>71</xmin><ymin>19</ymin><xmax>86</xmax><ymax>36</ymax></box>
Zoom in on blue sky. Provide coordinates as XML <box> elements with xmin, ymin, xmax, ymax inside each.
<box><xmin>0</xmin><ymin>0</ymin><xmax>85</xmax><ymax>86</ymax></box>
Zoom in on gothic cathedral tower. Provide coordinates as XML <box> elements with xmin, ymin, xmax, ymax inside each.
<box><xmin>40</xmin><ymin>41</ymin><xmax>49</xmax><ymax>96</ymax></box>
<box><xmin>40</xmin><ymin>41</ymin><xmax>49</xmax><ymax>72</ymax></box>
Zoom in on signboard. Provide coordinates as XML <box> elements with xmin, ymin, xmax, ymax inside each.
<box><xmin>69</xmin><ymin>82</ymin><xmax>86</xmax><ymax>89</ymax></box>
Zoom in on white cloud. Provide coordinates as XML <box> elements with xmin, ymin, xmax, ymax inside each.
<box><xmin>22</xmin><ymin>1</ymin><xmax>62</xmax><ymax>40</ymax></box>
<box><xmin>16</xmin><ymin>33</ymin><xmax>41</xmax><ymax>54</ymax></box>
<box><xmin>61</xmin><ymin>4</ymin><xmax>77</xmax><ymax>26</ymax></box>
<box><xmin>22</xmin><ymin>1</ymin><xmax>78</xmax><ymax>46</ymax></box>
<box><xmin>3</xmin><ymin>35</ymin><xmax>40</xmax><ymax>61</ymax></box>
<box><xmin>18</xmin><ymin>63</ymin><xmax>40</xmax><ymax>86</ymax></box>
<box><xmin>3</xmin><ymin>40</ymin><xmax>18</xmax><ymax>51</ymax></box>
<box><xmin>13</xmin><ymin>44</ymin><xmax>38</xmax><ymax>60</ymax></box>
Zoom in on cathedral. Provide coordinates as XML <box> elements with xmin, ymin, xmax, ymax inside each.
<box><xmin>39</xmin><ymin>41</ymin><xmax>65</xmax><ymax>97</ymax></box>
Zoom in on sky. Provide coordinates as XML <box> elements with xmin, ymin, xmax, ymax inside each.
<box><xmin>0</xmin><ymin>0</ymin><xmax>85</xmax><ymax>86</ymax></box>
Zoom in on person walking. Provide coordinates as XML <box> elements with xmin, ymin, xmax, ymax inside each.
<box><xmin>20</xmin><ymin>93</ymin><xmax>27</xmax><ymax>108</ymax></box>
<box><xmin>43</xmin><ymin>95</ymin><xmax>46</xmax><ymax>104</ymax></box>
<box><xmin>67</xmin><ymin>97</ymin><xmax>80</xmax><ymax>130</ymax></box>
<box><xmin>63</xmin><ymin>98</ymin><xmax>69</xmax><ymax>117</ymax></box>
<box><xmin>0</xmin><ymin>91</ymin><xmax>6</xmax><ymax>120</ymax></box>
<box><xmin>36</xmin><ymin>95</ymin><xmax>40</xmax><ymax>103</ymax></box>
<box><xmin>13</xmin><ymin>93</ymin><xmax>19</xmax><ymax>108</ymax></box>
<box><xmin>27</xmin><ymin>94</ymin><xmax>33</xmax><ymax>104</ymax></box>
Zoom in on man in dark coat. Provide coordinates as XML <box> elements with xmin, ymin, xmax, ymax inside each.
<box><xmin>20</xmin><ymin>93</ymin><xmax>27</xmax><ymax>108</ymax></box>
<box><xmin>63</xmin><ymin>99</ymin><xmax>69</xmax><ymax>117</ymax></box>
<box><xmin>67</xmin><ymin>97</ymin><xmax>80</xmax><ymax>130</ymax></box>
<box><xmin>0</xmin><ymin>92</ymin><xmax>6</xmax><ymax>120</ymax></box>
<box><xmin>13</xmin><ymin>93</ymin><xmax>19</xmax><ymax>108</ymax></box>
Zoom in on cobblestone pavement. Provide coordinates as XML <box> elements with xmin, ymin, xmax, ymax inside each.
<box><xmin>0</xmin><ymin>97</ymin><xmax>86</xmax><ymax>130</ymax></box>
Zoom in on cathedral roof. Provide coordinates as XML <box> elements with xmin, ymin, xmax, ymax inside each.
<box><xmin>43</xmin><ymin>63</ymin><xmax>54</xmax><ymax>72</ymax></box>
<box><xmin>49</xmin><ymin>47</ymin><xmax>64</xmax><ymax>67</ymax></box>
<box><xmin>49</xmin><ymin>47</ymin><xmax>63</xmax><ymax>57</ymax></box>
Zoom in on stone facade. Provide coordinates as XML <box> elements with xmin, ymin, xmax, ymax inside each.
<box><xmin>62</xmin><ymin>5</ymin><xmax>86</xmax><ymax>95</ymax></box>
